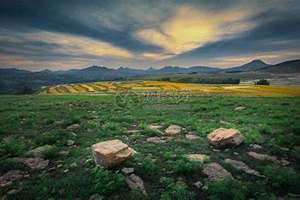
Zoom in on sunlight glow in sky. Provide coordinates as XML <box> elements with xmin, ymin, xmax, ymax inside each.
<box><xmin>0</xmin><ymin>0</ymin><xmax>299</xmax><ymax>70</ymax></box>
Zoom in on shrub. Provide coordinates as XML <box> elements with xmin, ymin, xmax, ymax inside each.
<box><xmin>42</xmin><ymin>146</ymin><xmax>59</xmax><ymax>159</ymax></box>
<box><xmin>92</xmin><ymin>167</ymin><xmax>125</xmax><ymax>195</ymax></box>
<box><xmin>255</xmin><ymin>79</ymin><xmax>270</xmax><ymax>85</ymax></box>
<box><xmin>141</xmin><ymin>157</ymin><xmax>159</xmax><ymax>175</ymax></box>
<box><xmin>0</xmin><ymin>138</ymin><xmax>26</xmax><ymax>157</ymax></box>
<box><xmin>160</xmin><ymin>177</ymin><xmax>195</xmax><ymax>200</ymax></box>
<box><xmin>0</xmin><ymin>159</ymin><xmax>28</xmax><ymax>174</ymax></box>
<box><xmin>207</xmin><ymin>178</ymin><xmax>249</xmax><ymax>200</ymax></box>
<box><xmin>263</xmin><ymin>165</ymin><xmax>300</xmax><ymax>193</ymax></box>
<box><xmin>170</xmin><ymin>158</ymin><xmax>199</xmax><ymax>175</ymax></box>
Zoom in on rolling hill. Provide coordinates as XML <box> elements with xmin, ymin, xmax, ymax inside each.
<box><xmin>0</xmin><ymin>59</ymin><xmax>299</xmax><ymax>94</ymax></box>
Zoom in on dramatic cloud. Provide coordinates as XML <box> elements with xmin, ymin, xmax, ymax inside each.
<box><xmin>0</xmin><ymin>0</ymin><xmax>299</xmax><ymax>70</ymax></box>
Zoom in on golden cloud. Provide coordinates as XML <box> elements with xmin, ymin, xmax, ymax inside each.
<box><xmin>25</xmin><ymin>31</ymin><xmax>133</xmax><ymax>59</ymax></box>
<box><xmin>136</xmin><ymin>5</ymin><xmax>255</xmax><ymax>59</ymax></box>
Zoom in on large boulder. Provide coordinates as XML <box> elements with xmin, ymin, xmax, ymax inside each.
<box><xmin>164</xmin><ymin>125</ymin><xmax>182</xmax><ymax>136</ymax></box>
<box><xmin>202</xmin><ymin>162</ymin><xmax>232</xmax><ymax>181</ymax></box>
<box><xmin>91</xmin><ymin>140</ymin><xmax>135</xmax><ymax>168</ymax></box>
<box><xmin>207</xmin><ymin>128</ymin><xmax>244</xmax><ymax>147</ymax></box>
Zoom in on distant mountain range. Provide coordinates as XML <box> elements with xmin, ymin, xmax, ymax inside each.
<box><xmin>0</xmin><ymin>59</ymin><xmax>299</xmax><ymax>94</ymax></box>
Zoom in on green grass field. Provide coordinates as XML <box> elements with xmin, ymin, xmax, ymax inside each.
<box><xmin>0</xmin><ymin>94</ymin><xmax>300</xmax><ymax>199</ymax></box>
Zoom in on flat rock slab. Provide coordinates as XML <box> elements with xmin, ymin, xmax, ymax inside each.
<box><xmin>121</xmin><ymin>167</ymin><xmax>134</xmax><ymax>175</ymax></box>
<box><xmin>202</xmin><ymin>162</ymin><xmax>232</xmax><ymax>181</ymax></box>
<box><xmin>186</xmin><ymin>154</ymin><xmax>209</xmax><ymax>163</ymax></box>
<box><xmin>224</xmin><ymin>158</ymin><xmax>264</xmax><ymax>177</ymax></box>
<box><xmin>164</xmin><ymin>125</ymin><xmax>182</xmax><ymax>136</ymax></box>
<box><xmin>0</xmin><ymin>170</ymin><xmax>29</xmax><ymax>187</ymax></box>
<box><xmin>14</xmin><ymin>157</ymin><xmax>49</xmax><ymax>170</ymax></box>
<box><xmin>207</xmin><ymin>128</ymin><xmax>244</xmax><ymax>147</ymax></box>
<box><xmin>125</xmin><ymin>174</ymin><xmax>147</xmax><ymax>195</ymax></box>
<box><xmin>149</xmin><ymin>124</ymin><xmax>163</xmax><ymax>130</ymax></box>
<box><xmin>91</xmin><ymin>139</ymin><xmax>135</xmax><ymax>168</ymax></box>
<box><xmin>247</xmin><ymin>151</ymin><xmax>289</xmax><ymax>166</ymax></box>
<box><xmin>146</xmin><ymin>136</ymin><xmax>172</xmax><ymax>144</ymax></box>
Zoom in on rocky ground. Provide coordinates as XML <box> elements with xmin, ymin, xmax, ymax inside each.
<box><xmin>0</xmin><ymin>95</ymin><xmax>299</xmax><ymax>199</ymax></box>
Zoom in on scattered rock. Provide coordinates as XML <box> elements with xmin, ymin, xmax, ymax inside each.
<box><xmin>247</xmin><ymin>151</ymin><xmax>277</xmax><ymax>162</ymax></box>
<box><xmin>0</xmin><ymin>170</ymin><xmax>29</xmax><ymax>187</ymax></box>
<box><xmin>202</xmin><ymin>162</ymin><xmax>232</xmax><ymax>181</ymax></box>
<box><xmin>89</xmin><ymin>194</ymin><xmax>103</xmax><ymax>200</ymax></box>
<box><xmin>186</xmin><ymin>154</ymin><xmax>209</xmax><ymax>163</ymax></box>
<box><xmin>14</xmin><ymin>157</ymin><xmax>49</xmax><ymax>170</ymax></box>
<box><xmin>70</xmin><ymin>162</ymin><xmax>78</xmax><ymax>168</ymax></box>
<box><xmin>146</xmin><ymin>137</ymin><xmax>170</xmax><ymax>144</ymax></box>
<box><xmin>58</xmin><ymin>150</ymin><xmax>69</xmax><ymax>156</ymax></box>
<box><xmin>220</xmin><ymin>120</ymin><xmax>231</xmax><ymax>125</ymax></box>
<box><xmin>164</xmin><ymin>125</ymin><xmax>182</xmax><ymax>136</ymax></box>
<box><xmin>91</xmin><ymin>139</ymin><xmax>135</xmax><ymax>168</ymax></box>
<box><xmin>126</xmin><ymin>130</ymin><xmax>140</xmax><ymax>134</ymax></box>
<box><xmin>66</xmin><ymin>140</ymin><xmax>75</xmax><ymax>146</ymax></box>
<box><xmin>224</xmin><ymin>158</ymin><xmax>264</xmax><ymax>177</ymax></box>
<box><xmin>233</xmin><ymin>152</ymin><xmax>239</xmax><ymax>156</ymax></box>
<box><xmin>66</xmin><ymin>124</ymin><xmax>80</xmax><ymax>131</ymax></box>
<box><xmin>121</xmin><ymin>167</ymin><xmax>134</xmax><ymax>175</ymax></box>
<box><xmin>26</xmin><ymin>145</ymin><xmax>55</xmax><ymax>158</ymax></box>
<box><xmin>249</xmin><ymin>144</ymin><xmax>262</xmax><ymax>150</ymax></box>
<box><xmin>125</xmin><ymin>174</ymin><xmax>147</xmax><ymax>195</ymax></box>
<box><xmin>207</xmin><ymin>128</ymin><xmax>244</xmax><ymax>147</ymax></box>
<box><xmin>193</xmin><ymin>181</ymin><xmax>203</xmax><ymax>189</ymax></box>
<box><xmin>234</xmin><ymin>106</ymin><xmax>246</xmax><ymax>111</ymax></box>
<box><xmin>149</xmin><ymin>124</ymin><xmax>163</xmax><ymax>131</ymax></box>
<box><xmin>247</xmin><ymin>151</ymin><xmax>290</xmax><ymax>166</ymax></box>
<box><xmin>7</xmin><ymin>188</ymin><xmax>20</xmax><ymax>195</ymax></box>
<box><xmin>185</xmin><ymin>134</ymin><xmax>200</xmax><ymax>140</ymax></box>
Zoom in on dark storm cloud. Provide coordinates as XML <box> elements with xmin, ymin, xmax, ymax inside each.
<box><xmin>0</xmin><ymin>0</ymin><xmax>299</xmax><ymax>69</ymax></box>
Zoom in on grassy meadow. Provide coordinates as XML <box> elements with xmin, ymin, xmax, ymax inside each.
<box><xmin>1</xmin><ymin>82</ymin><xmax>300</xmax><ymax>199</ymax></box>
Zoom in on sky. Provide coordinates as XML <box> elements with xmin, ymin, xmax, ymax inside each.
<box><xmin>0</xmin><ymin>0</ymin><xmax>300</xmax><ymax>71</ymax></box>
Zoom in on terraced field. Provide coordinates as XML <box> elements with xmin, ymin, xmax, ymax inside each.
<box><xmin>41</xmin><ymin>81</ymin><xmax>300</xmax><ymax>97</ymax></box>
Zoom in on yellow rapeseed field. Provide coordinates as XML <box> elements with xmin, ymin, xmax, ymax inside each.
<box><xmin>41</xmin><ymin>81</ymin><xmax>300</xmax><ymax>97</ymax></box>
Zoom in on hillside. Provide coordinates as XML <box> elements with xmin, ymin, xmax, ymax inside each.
<box><xmin>225</xmin><ymin>60</ymin><xmax>269</xmax><ymax>73</ymax></box>
<box><xmin>258</xmin><ymin>59</ymin><xmax>300</xmax><ymax>73</ymax></box>
<box><xmin>1</xmin><ymin>59</ymin><xmax>300</xmax><ymax>94</ymax></box>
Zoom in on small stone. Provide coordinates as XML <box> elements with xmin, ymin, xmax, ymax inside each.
<box><xmin>234</xmin><ymin>106</ymin><xmax>246</xmax><ymax>111</ymax></box>
<box><xmin>207</xmin><ymin>128</ymin><xmax>244</xmax><ymax>147</ymax></box>
<box><xmin>58</xmin><ymin>150</ymin><xmax>69</xmax><ymax>156</ymax></box>
<box><xmin>146</xmin><ymin>137</ymin><xmax>167</xmax><ymax>144</ymax></box>
<box><xmin>66</xmin><ymin>124</ymin><xmax>80</xmax><ymax>131</ymax></box>
<box><xmin>202</xmin><ymin>162</ymin><xmax>232</xmax><ymax>181</ymax></box>
<box><xmin>89</xmin><ymin>194</ymin><xmax>103</xmax><ymax>200</ymax></box>
<box><xmin>164</xmin><ymin>125</ymin><xmax>182</xmax><ymax>136</ymax></box>
<box><xmin>7</xmin><ymin>189</ymin><xmax>20</xmax><ymax>195</ymax></box>
<box><xmin>193</xmin><ymin>181</ymin><xmax>203</xmax><ymax>189</ymax></box>
<box><xmin>186</xmin><ymin>154</ymin><xmax>209</xmax><ymax>163</ymax></box>
<box><xmin>249</xmin><ymin>144</ymin><xmax>262</xmax><ymax>150</ymax></box>
<box><xmin>67</xmin><ymin>140</ymin><xmax>75</xmax><ymax>146</ymax></box>
<box><xmin>233</xmin><ymin>152</ymin><xmax>239</xmax><ymax>156</ymax></box>
<box><xmin>70</xmin><ymin>162</ymin><xmax>78</xmax><ymax>168</ymax></box>
<box><xmin>185</xmin><ymin>134</ymin><xmax>200</xmax><ymax>140</ymax></box>
<box><xmin>220</xmin><ymin>120</ymin><xmax>231</xmax><ymax>125</ymax></box>
<box><xmin>121</xmin><ymin>167</ymin><xmax>134</xmax><ymax>175</ymax></box>
<box><xmin>125</xmin><ymin>174</ymin><xmax>147</xmax><ymax>195</ymax></box>
<box><xmin>57</xmin><ymin>164</ymin><xmax>63</xmax><ymax>168</ymax></box>
<box><xmin>63</xmin><ymin>169</ymin><xmax>69</xmax><ymax>173</ymax></box>
<box><xmin>224</xmin><ymin>158</ymin><xmax>264</xmax><ymax>177</ymax></box>
<box><xmin>149</xmin><ymin>124</ymin><xmax>163</xmax><ymax>130</ymax></box>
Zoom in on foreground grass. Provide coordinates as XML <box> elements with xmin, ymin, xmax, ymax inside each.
<box><xmin>0</xmin><ymin>94</ymin><xmax>299</xmax><ymax>199</ymax></box>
